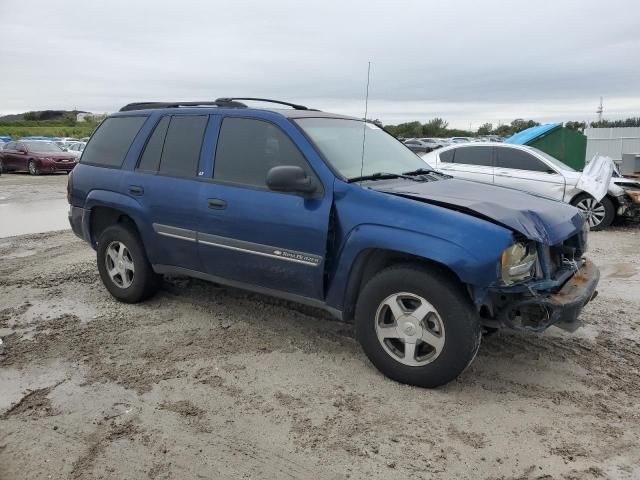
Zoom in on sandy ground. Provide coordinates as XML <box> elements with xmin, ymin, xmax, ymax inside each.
<box><xmin>0</xmin><ymin>175</ymin><xmax>639</xmax><ymax>479</ymax></box>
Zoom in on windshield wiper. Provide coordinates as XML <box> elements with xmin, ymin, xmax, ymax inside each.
<box><xmin>348</xmin><ymin>172</ymin><xmax>422</xmax><ymax>183</ymax></box>
<box><xmin>402</xmin><ymin>168</ymin><xmax>435</xmax><ymax>176</ymax></box>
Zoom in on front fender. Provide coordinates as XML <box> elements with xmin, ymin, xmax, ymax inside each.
<box><xmin>325</xmin><ymin>223</ymin><xmax>512</xmax><ymax>311</ymax></box>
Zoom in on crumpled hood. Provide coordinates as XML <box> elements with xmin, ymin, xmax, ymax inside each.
<box><xmin>374</xmin><ymin>178</ymin><xmax>584</xmax><ymax>245</ymax></box>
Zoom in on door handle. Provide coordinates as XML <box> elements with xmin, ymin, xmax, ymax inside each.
<box><xmin>129</xmin><ymin>185</ymin><xmax>144</xmax><ymax>196</ymax></box>
<box><xmin>208</xmin><ymin>198</ymin><xmax>227</xmax><ymax>210</ymax></box>
<box><xmin>495</xmin><ymin>170</ymin><xmax>512</xmax><ymax>177</ymax></box>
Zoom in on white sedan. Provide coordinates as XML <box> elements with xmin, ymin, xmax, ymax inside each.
<box><xmin>421</xmin><ymin>143</ymin><xmax>640</xmax><ymax>230</ymax></box>
<box><xmin>64</xmin><ymin>142</ymin><xmax>86</xmax><ymax>159</ymax></box>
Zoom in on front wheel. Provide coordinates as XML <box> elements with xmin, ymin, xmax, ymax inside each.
<box><xmin>96</xmin><ymin>223</ymin><xmax>161</xmax><ymax>303</ymax></box>
<box><xmin>571</xmin><ymin>194</ymin><xmax>615</xmax><ymax>230</ymax></box>
<box><xmin>28</xmin><ymin>160</ymin><xmax>39</xmax><ymax>176</ymax></box>
<box><xmin>355</xmin><ymin>265</ymin><xmax>481</xmax><ymax>388</ymax></box>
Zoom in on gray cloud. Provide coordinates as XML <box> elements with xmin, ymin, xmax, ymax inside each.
<box><xmin>1</xmin><ymin>0</ymin><xmax>639</xmax><ymax>127</ymax></box>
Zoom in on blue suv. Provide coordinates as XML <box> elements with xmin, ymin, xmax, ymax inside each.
<box><xmin>68</xmin><ymin>98</ymin><xmax>599</xmax><ymax>387</ymax></box>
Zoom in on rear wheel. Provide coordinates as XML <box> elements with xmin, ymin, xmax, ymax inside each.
<box><xmin>96</xmin><ymin>223</ymin><xmax>161</xmax><ymax>303</ymax></box>
<box><xmin>0</xmin><ymin>158</ymin><xmax>4</xmax><ymax>174</ymax></box>
<box><xmin>355</xmin><ymin>265</ymin><xmax>481</xmax><ymax>388</ymax></box>
<box><xmin>571</xmin><ymin>194</ymin><xmax>615</xmax><ymax>230</ymax></box>
<box><xmin>28</xmin><ymin>160</ymin><xmax>39</xmax><ymax>176</ymax></box>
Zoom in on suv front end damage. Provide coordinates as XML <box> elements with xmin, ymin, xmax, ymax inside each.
<box><xmin>479</xmin><ymin>225</ymin><xmax>599</xmax><ymax>333</ymax></box>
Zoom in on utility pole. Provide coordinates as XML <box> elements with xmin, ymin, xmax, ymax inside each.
<box><xmin>596</xmin><ymin>97</ymin><xmax>603</xmax><ymax>123</ymax></box>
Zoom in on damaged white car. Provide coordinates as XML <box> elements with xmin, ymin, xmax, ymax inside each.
<box><xmin>421</xmin><ymin>143</ymin><xmax>640</xmax><ymax>230</ymax></box>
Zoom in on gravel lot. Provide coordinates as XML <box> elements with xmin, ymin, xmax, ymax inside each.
<box><xmin>1</xmin><ymin>175</ymin><xmax>639</xmax><ymax>479</ymax></box>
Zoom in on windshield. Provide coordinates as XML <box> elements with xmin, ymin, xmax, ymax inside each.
<box><xmin>23</xmin><ymin>141</ymin><xmax>63</xmax><ymax>153</ymax></box>
<box><xmin>527</xmin><ymin>146</ymin><xmax>576</xmax><ymax>171</ymax></box>
<box><xmin>295</xmin><ymin>118</ymin><xmax>429</xmax><ymax>180</ymax></box>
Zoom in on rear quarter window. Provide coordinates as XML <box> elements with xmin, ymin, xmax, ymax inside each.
<box><xmin>452</xmin><ymin>146</ymin><xmax>493</xmax><ymax>166</ymax></box>
<box><xmin>81</xmin><ymin>116</ymin><xmax>147</xmax><ymax>167</ymax></box>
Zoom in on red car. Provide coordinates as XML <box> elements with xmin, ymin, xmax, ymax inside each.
<box><xmin>0</xmin><ymin>140</ymin><xmax>77</xmax><ymax>175</ymax></box>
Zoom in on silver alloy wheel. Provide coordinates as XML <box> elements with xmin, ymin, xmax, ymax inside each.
<box><xmin>105</xmin><ymin>241</ymin><xmax>135</xmax><ymax>288</ymax></box>
<box><xmin>28</xmin><ymin>161</ymin><xmax>36</xmax><ymax>175</ymax></box>
<box><xmin>575</xmin><ymin>197</ymin><xmax>606</xmax><ymax>228</ymax></box>
<box><xmin>374</xmin><ymin>292</ymin><xmax>445</xmax><ymax>366</ymax></box>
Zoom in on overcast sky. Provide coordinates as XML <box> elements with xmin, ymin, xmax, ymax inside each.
<box><xmin>1</xmin><ymin>0</ymin><xmax>639</xmax><ymax>128</ymax></box>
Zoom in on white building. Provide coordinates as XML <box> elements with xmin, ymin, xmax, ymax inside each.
<box><xmin>76</xmin><ymin>112</ymin><xmax>107</xmax><ymax>122</ymax></box>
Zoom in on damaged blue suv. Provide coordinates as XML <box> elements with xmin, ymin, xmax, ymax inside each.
<box><xmin>68</xmin><ymin>98</ymin><xmax>599</xmax><ymax>387</ymax></box>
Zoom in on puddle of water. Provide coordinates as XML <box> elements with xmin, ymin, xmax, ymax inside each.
<box><xmin>0</xmin><ymin>199</ymin><xmax>70</xmax><ymax>238</ymax></box>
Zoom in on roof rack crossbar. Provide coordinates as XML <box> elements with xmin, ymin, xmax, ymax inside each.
<box><xmin>215</xmin><ymin>97</ymin><xmax>309</xmax><ymax>110</ymax></box>
<box><xmin>119</xmin><ymin>100</ymin><xmax>247</xmax><ymax>112</ymax></box>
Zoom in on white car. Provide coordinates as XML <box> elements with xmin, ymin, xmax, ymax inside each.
<box><xmin>449</xmin><ymin>137</ymin><xmax>473</xmax><ymax>144</ymax></box>
<box><xmin>65</xmin><ymin>142</ymin><xmax>86</xmax><ymax>158</ymax></box>
<box><xmin>421</xmin><ymin>143</ymin><xmax>640</xmax><ymax>230</ymax></box>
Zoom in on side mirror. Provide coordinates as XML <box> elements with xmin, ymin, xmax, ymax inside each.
<box><xmin>266</xmin><ymin>166</ymin><xmax>316</xmax><ymax>195</ymax></box>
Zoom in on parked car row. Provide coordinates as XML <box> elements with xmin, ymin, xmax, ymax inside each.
<box><xmin>0</xmin><ymin>134</ymin><xmax>88</xmax><ymax>174</ymax></box>
<box><xmin>0</xmin><ymin>140</ymin><xmax>78</xmax><ymax>174</ymax></box>
<box><xmin>402</xmin><ymin>135</ymin><xmax>503</xmax><ymax>153</ymax></box>
<box><xmin>420</xmin><ymin>143</ymin><xmax>640</xmax><ymax>230</ymax></box>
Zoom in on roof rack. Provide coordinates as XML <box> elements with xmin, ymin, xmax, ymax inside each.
<box><xmin>119</xmin><ymin>98</ymin><xmax>315</xmax><ymax>112</ymax></box>
<box><xmin>215</xmin><ymin>97</ymin><xmax>311</xmax><ymax>110</ymax></box>
<box><xmin>119</xmin><ymin>99</ymin><xmax>248</xmax><ymax>112</ymax></box>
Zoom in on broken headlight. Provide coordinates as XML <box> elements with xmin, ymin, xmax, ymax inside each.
<box><xmin>501</xmin><ymin>242</ymin><xmax>537</xmax><ymax>285</ymax></box>
<box><xmin>626</xmin><ymin>190</ymin><xmax>640</xmax><ymax>204</ymax></box>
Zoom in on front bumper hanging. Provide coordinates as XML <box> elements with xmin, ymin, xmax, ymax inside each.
<box><xmin>495</xmin><ymin>260</ymin><xmax>600</xmax><ymax>332</ymax></box>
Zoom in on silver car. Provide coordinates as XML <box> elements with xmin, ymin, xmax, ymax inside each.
<box><xmin>421</xmin><ymin>143</ymin><xmax>640</xmax><ymax>230</ymax></box>
<box><xmin>65</xmin><ymin>142</ymin><xmax>86</xmax><ymax>159</ymax></box>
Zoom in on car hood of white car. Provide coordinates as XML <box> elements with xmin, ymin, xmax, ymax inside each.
<box><xmin>557</xmin><ymin>160</ymin><xmax>640</xmax><ymax>198</ymax></box>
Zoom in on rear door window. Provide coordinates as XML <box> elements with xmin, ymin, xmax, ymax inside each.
<box><xmin>495</xmin><ymin>147</ymin><xmax>548</xmax><ymax>172</ymax></box>
<box><xmin>158</xmin><ymin>115</ymin><xmax>208</xmax><ymax>178</ymax></box>
<box><xmin>452</xmin><ymin>146</ymin><xmax>493</xmax><ymax>166</ymax></box>
<box><xmin>81</xmin><ymin>116</ymin><xmax>147</xmax><ymax>167</ymax></box>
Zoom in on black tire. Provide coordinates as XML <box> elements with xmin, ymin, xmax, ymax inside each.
<box><xmin>0</xmin><ymin>158</ymin><xmax>4</xmax><ymax>174</ymax></box>
<box><xmin>96</xmin><ymin>223</ymin><xmax>161</xmax><ymax>303</ymax></box>
<box><xmin>570</xmin><ymin>193</ymin><xmax>615</xmax><ymax>231</ymax></box>
<box><xmin>355</xmin><ymin>264</ymin><xmax>481</xmax><ymax>388</ymax></box>
<box><xmin>28</xmin><ymin>160</ymin><xmax>39</xmax><ymax>176</ymax></box>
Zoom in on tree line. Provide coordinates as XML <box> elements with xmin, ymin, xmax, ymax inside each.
<box><xmin>0</xmin><ymin>110</ymin><xmax>100</xmax><ymax>138</ymax></box>
<box><xmin>381</xmin><ymin>116</ymin><xmax>640</xmax><ymax>139</ymax></box>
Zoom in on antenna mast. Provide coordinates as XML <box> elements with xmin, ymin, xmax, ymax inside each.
<box><xmin>359</xmin><ymin>61</ymin><xmax>371</xmax><ymax>178</ymax></box>
<box><xmin>596</xmin><ymin>96</ymin><xmax>603</xmax><ymax>123</ymax></box>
